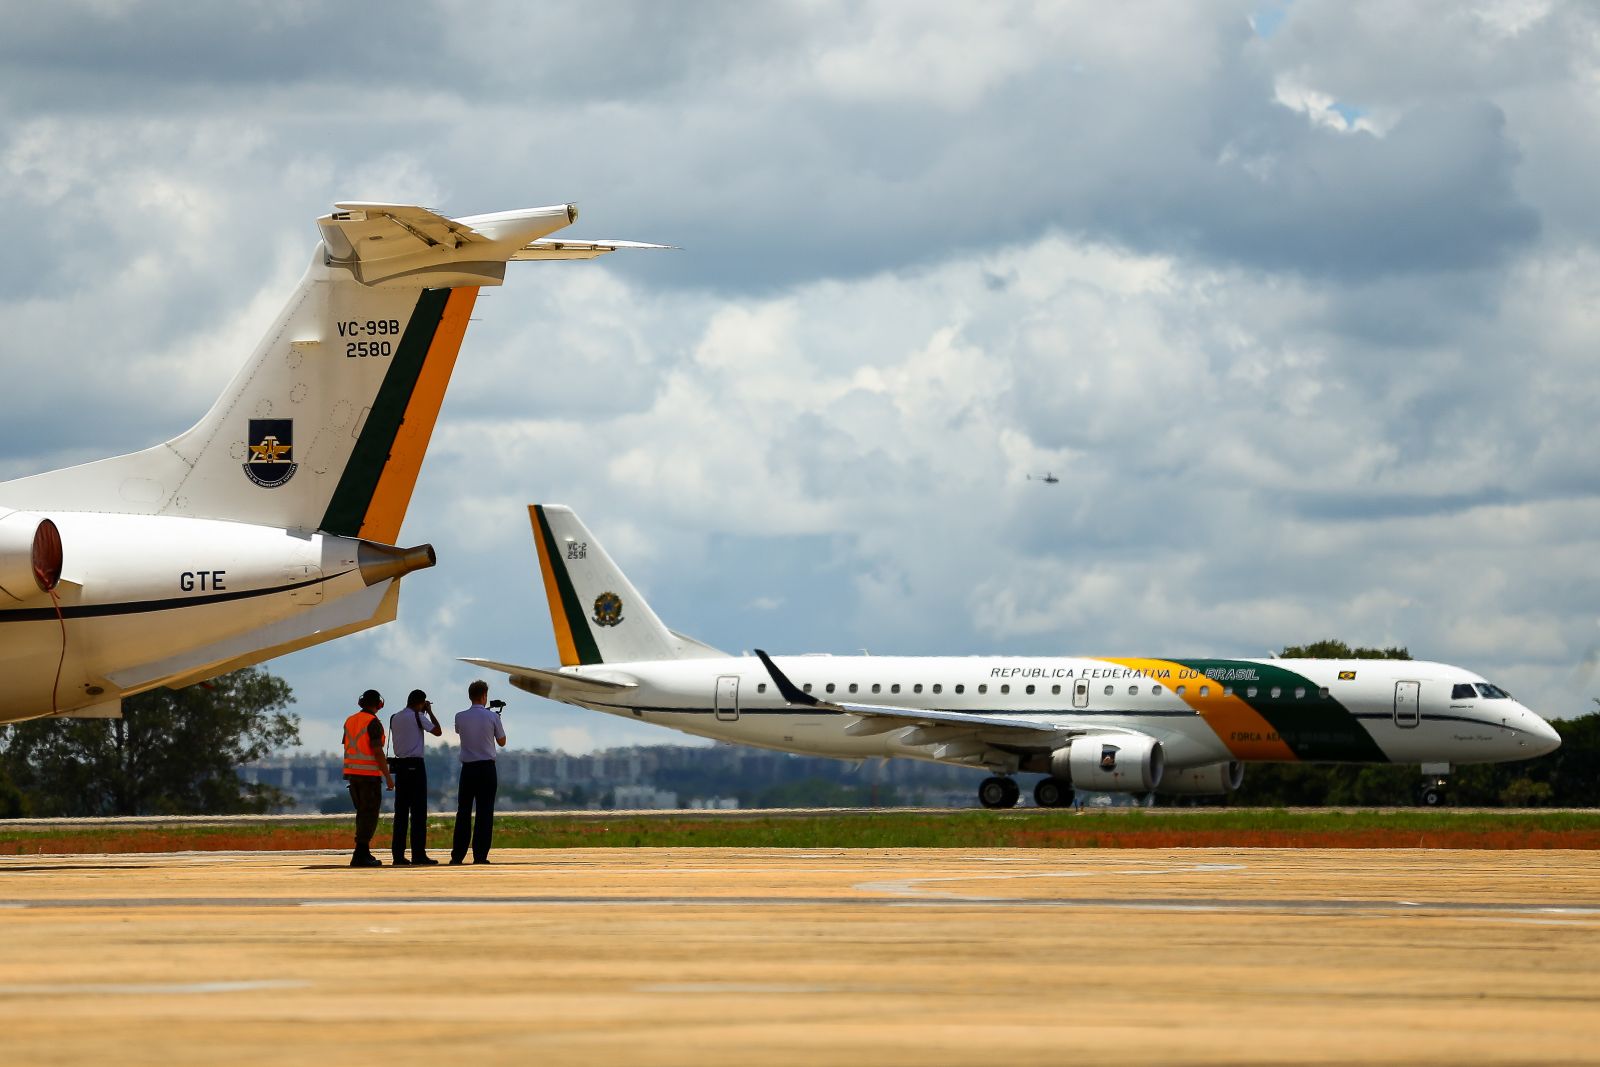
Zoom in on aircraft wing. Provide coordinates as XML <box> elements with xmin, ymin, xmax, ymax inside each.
<box><xmin>511</xmin><ymin>238</ymin><xmax>677</xmax><ymax>261</ymax></box>
<box><xmin>753</xmin><ymin>649</ymin><xmax>1068</xmax><ymax>740</ymax></box>
<box><xmin>460</xmin><ymin>657</ymin><xmax>637</xmax><ymax>699</ymax></box>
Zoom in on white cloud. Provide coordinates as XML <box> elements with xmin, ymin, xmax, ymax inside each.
<box><xmin>3</xmin><ymin>0</ymin><xmax>1599</xmax><ymax>755</ymax></box>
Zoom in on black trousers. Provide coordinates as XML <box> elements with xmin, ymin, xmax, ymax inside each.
<box><xmin>390</xmin><ymin>758</ymin><xmax>429</xmax><ymax>859</ymax></box>
<box><xmin>452</xmin><ymin>760</ymin><xmax>498</xmax><ymax>862</ymax></box>
<box><xmin>347</xmin><ymin>776</ymin><xmax>382</xmax><ymax>854</ymax></box>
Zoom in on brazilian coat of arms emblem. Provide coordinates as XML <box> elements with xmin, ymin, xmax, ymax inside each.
<box><xmin>592</xmin><ymin>591</ymin><xmax>624</xmax><ymax>627</ymax></box>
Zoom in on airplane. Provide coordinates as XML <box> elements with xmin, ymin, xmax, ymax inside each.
<box><xmin>467</xmin><ymin>505</ymin><xmax>1563</xmax><ymax>808</ymax></box>
<box><xmin>1026</xmin><ymin>472</ymin><xmax>1059</xmax><ymax>484</ymax></box>
<box><xmin>0</xmin><ymin>201</ymin><xmax>664</xmax><ymax>724</ymax></box>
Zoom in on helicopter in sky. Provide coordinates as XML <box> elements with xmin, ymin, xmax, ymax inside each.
<box><xmin>1026</xmin><ymin>472</ymin><xmax>1060</xmax><ymax>485</ymax></box>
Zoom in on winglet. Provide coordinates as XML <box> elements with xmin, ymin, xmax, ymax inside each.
<box><xmin>754</xmin><ymin>649</ymin><xmax>819</xmax><ymax>707</ymax></box>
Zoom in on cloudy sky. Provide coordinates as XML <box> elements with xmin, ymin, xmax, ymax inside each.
<box><xmin>3</xmin><ymin>0</ymin><xmax>1598</xmax><ymax>754</ymax></box>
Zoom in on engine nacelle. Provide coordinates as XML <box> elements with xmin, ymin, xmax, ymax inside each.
<box><xmin>1051</xmin><ymin>734</ymin><xmax>1165</xmax><ymax>792</ymax></box>
<box><xmin>0</xmin><ymin>508</ymin><xmax>63</xmax><ymax>602</ymax></box>
<box><xmin>1155</xmin><ymin>761</ymin><xmax>1244</xmax><ymax>796</ymax></box>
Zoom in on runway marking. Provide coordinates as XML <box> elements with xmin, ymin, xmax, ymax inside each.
<box><xmin>639</xmin><ymin>983</ymin><xmax>859</xmax><ymax>994</ymax></box>
<box><xmin>5</xmin><ymin>894</ymin><xmax>1597</xmax><ymax>918</ymax></box>
<box><xmin>855</xmin><ymin>863</ymin><xmax>1246</xmax><ymax>901</ymax></box>
<box><xmin>0</xmin><ymin>980</ymin><xmax>308</xmax><ymax>996</ymax></box>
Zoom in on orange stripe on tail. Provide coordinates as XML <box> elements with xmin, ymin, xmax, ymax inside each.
<box><xmin>358</xmin><ymin>286</ymin><xmax>479</xmax><ymax>543</ymax></box>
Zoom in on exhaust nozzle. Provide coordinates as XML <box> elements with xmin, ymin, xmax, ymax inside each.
<box><xmin>357</xmin><ymin>542</ymin><xmax>437</xmax><ymax>586</ymax></box>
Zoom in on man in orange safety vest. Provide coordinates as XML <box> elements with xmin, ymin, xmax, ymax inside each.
<box><xmin>343</xmin><ymin>689</ymin><xmax>394</xmax><ymax>867</ymax></box>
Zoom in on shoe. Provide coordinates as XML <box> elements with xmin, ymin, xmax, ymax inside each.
<box><xmin>412</xmin><ymin>856</ymin><xmax>441</xmax><ymax>866</ymax></box>
<box><xmin>448</xmin><ymin>858</ymin><xmax>465</xmax><ymax>865</ymax></box>
<box><xmin>473</xmin><ymin>858</ymin><xmax>492</xmax><ymax>865</ymax></box>
<box><xmin>391</xmin><ymin>856</ymin><xmax>412</xmax><ymax>867</ymax></box>
<box><xmin>350</xmin><ymin>853</ymin><xmax>383</xmax><ymax>868</ymax></box>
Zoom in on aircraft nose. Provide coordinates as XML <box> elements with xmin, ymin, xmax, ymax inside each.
<box><xmin>1521</xmin><ymin>707</ymin><xmax>1562</xmax><ymax>758</ymax></box>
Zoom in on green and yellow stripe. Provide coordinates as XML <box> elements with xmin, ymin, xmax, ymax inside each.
<box><xmin>319</xmin><ymin>286</ymin><xmax>479</xmax><ymax>540</ymax></box>
<box><xmin>1098</xmin><ymin>657</ymin><xmax>1387</xmax><ymax>763</ymax></box>
<box><xmin>530</xmin><ymin>505</ymin><xmax>602</xmax><ymax>667</ymax></box>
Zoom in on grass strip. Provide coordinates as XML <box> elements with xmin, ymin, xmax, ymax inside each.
<box><xmin>2</xmin><ymin>809</ymin><xmax>1599</xmax><ymax>855</ymax></box>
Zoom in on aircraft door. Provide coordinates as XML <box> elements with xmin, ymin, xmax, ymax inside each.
<box><xmin>715</xmin><ymin>675</ymin><xmax>740</xmax><ymax>722</ymax></box>
<box><xmin>1073</xmin><ymin>678</ymin><xmax>1090</xmax><ymax>709</ymax></box>
<box><xmin>1393</xmin><ymin>680</ymin><xmax>1421</xmax><ymax>729</ymax></box>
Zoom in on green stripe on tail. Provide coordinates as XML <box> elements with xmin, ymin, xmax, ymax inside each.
<box><xmin>319</xmin><ymin>288</ymin><xmax>452</xmax><ymax>536</ymax></box>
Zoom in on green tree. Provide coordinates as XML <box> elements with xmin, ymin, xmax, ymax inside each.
<box><xmin>0</xmin><ymin>668</ymin><xmax>298</xmax><ymax>817</ymax></box>
<box><xmin>1279</xmin><ymin>639</ymin><xmax>1412</xmax><ymax>660</ymax></box>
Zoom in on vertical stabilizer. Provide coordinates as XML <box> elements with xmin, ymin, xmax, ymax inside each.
<box><xmin>0</xmin><ymin>203</ymin><xmax>663</xmax><ymax>542</ymax></box>
<box><xmin>530</xmin><ymin>504</ymin><xmax>724</xmax><ymax>665</ymax></box>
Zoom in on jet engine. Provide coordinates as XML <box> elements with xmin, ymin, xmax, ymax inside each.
<box><xmin>0</xmin><ymin>508</ymin><xmax>63</xmax><ymax>601</ymax></box>
<box><xmin>1155</xmin><ymin>761</ymin><xmax>1244</xmax><ymax>796</ymax></box>
<box><xmin>1051</xmin><ymin>734</ymin><xmax>1164</xmax><ymax>792</ymax></box>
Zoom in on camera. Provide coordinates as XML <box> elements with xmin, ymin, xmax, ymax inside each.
<box><xmin>489</xmin><ymin>699</ymin><xmax>507</xmax><ymax>711</ymax></box>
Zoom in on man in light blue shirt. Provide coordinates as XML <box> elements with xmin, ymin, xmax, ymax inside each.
<box><xmin>450</xmin><ymin>679</ymin><xmax>506</xmax><ymax>864</ymax></box>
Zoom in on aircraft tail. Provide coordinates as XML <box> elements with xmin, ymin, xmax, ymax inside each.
<box><xmin>530</xmin><ymin>504</ymin><xmax>725</xmax><ymax>666</ymax></box>
<box><xmin>0</xmin><ymin>203</ymin><xmax>665</xmax><ymax>542</ymax></box>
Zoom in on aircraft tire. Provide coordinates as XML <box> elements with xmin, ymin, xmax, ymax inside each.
<box><xmin>1033</xmin><ymin>776</ymin><xmax>1068</xmax><ymax>808</ymax></box>
<box><xmin>978</xmin><ymin>776</ymin><xmax>1018</xmax><ymax>809</ymax></box>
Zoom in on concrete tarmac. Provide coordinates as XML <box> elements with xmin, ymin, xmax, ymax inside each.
<box><xmin>1</xmin><ymin>848</ymin><xmax>1597</xmax><ymax>1066</ymax></box>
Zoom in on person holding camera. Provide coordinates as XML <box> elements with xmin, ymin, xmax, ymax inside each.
<box><xmin>450</xmin><ymin>679</ymin><xmax>506</xmax><ymax>865</ymax></box>
<box><xmin>342</xmin><ymin>689</ymin><xmax>393</xmax><ymax>868</ymax></box>
<box><xmin>389</xmin><ymin>688</ymin><xmax>443</xmax><ymax>866</ymax></box>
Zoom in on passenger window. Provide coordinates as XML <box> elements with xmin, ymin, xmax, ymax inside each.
<box><xmin>1025</xmin><ymin>684</ymin><xmax>1036</xmax><ymax>695</ymax></box>
<box><xmin>803</xmin><ymin>683</ymin><xmax>813</xmax><ymax>693</ymax></box>
<box><xmin>848</xmin><ymin>683</ymin><xmax>859</xmax><ymax>694</ymax></box>
<box><xmin>891</xmin><ymin>683</ymin><xmax>901</xmax><ymax>694</ymax></box>
<box><xmin>914</xmin><ymin>684</ymin><xmax>923</xmax><ymax>694</ymax></box>
<box><xmin>758</xmin><ymin>683</ymin><xmax>767</xmax><ymax>694</ymax></box>
<box><xmin>1051</xmin><ymin>684</ymin><xmax>1060</xmax><ymax>695</ymax></box>
<box><xmin>1001</xmin><ymin>684</ymin><xmax>1011</xmax><ymax>694</ymax></box>
<box><xmin>1176</xmin><ymin>685</ymin><xmax>1186</xmax><ymax>696</ymax></box>
<box><xmin>1152</xmin><ymin>685</ymin><xmax>1162</xmax><ymax>696</ymax></box>
<box><xmin>1246</xmin><ymin>687</ymin><xmax>1257</xmax><ymax>698</ymax></box>
<box><xmin>1319</xmin><ymin>687</ymin><xmax>1329</xmax><ymax>698</ymax></box>
<box><xmin>955</xmin><ymin>684</ymin><xmax>965</xmax><ymax>694</ymax></box>
<box><xmin>932</xmin><ymin>684</ymin><xmax>942</xmax><ymax>694</ymax></box>
<box><xmin>1104</xmin><ymin>685</ymin><xmax>1114</xmax><ymax>696</ymax></box>
<box><xmin>978</xmin><ymin>684</ymin><xmax>988</xmax><ymax>695</ymax></box>
<box><xmin>1270</xmin><ymin>687</ymin><xmax>1281</xmax><ymax>699</ymax></box>
<box><xmin>1224</xmin><ymin>687</ymin><xmax>1234</xmax><ymax>696</ymax></box>
<box><xmin>1199</xmin><ymin>686</ymin><xmax>1210</xmax><ymax>697</ymax></box>
<box><xmin>1129</xmin><ymin>685</ymin><xmax>1139</xmax><ymax>696</ymax></box>
<box><xmin>1294</xmin><ymin>687</ymin><xmax>1304</xmax><ymax>699</ymax></box>
<box><xmin>871</xmin><ymin>683</ymin><xmax>881</xmax><ymax>694</ymax></box>
<box><xmin>825</xmin><ymin>683</ymin><xmax>835</xmax><ymax>694</ymax></box>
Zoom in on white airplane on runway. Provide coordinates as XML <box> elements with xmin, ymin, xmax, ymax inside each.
<box><xmin>0</xmin><ymin>202</ymin><xmax>663</xmax><ymax>724</ymax></box>
<box><xmin>468</xmin><ymin>506</ymin><xmax>1563</xmax><ymax>808</ymax></box>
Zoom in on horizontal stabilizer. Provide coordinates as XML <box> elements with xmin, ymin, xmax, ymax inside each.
<box><xmin>460</xmin><ymin>657</ymin><xmax>637</xmax><ymax>698</ymax></box>
<box><xmin>512</xmin><ymin>238</ymin><xmax>676</xmax><ymax>261</ymax></box>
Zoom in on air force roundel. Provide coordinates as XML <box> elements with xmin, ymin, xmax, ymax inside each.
<box><xmin>592</xmin><ymin>591</ymin><xmax>624</xmax><ymax>627</ymax></box>
<box><xmin>244</xmin><ymin>418</ymin><xmax>298</xmax><ymax>488</ymax></box>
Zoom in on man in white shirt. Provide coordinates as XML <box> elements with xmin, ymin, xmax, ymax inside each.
<box><xmin>389</xmin><ymin>688</ymin><xmax>442</xmax><ymax>866</ymax></box>
<box><xmin>450</xmin><ymin>679</ymin><xmax>506</xmax><ymax>865</ymax></box>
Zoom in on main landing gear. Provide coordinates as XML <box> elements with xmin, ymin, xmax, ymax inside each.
<box><xmin>1032</xmin><ymin>776</ymin><xmax>1070</xmax><ymax>808</ymax></box>
<box><xmin>978</xmin><ymin>776</ymin><xmax>1020</xmax><ymax>809</ymax></box>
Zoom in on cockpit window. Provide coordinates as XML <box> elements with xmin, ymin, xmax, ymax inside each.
<box><xmin>1451</xmin><ymin>683</ymin><xmax>1477</xmax><ymax>700</ymax></box>
<box><xmin>1475</xmin><ymin>683</ymin><xmax>1511</xmax><ymax>699</ymax></box>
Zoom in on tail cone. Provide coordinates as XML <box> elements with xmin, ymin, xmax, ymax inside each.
<box><xmin>356</xmin><ymin>542</ymin><xmax>436</xmax><ymax>586</ymax></box>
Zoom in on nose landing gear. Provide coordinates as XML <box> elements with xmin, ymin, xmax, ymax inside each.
<box><xmin>978</xmin><ymin>776</ymin><xmax>1020</xmax><ymax>809</ymax></box>
<box><xmin>1419</xmin><ymin>762</ymin><xmax>1451</xmax><ymax>807</ymax></box>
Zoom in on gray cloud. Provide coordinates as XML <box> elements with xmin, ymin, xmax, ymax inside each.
<box><xmin>2</xmin><ymin>0</ymin><xmax>1598</xmax><ymax>752</ymax></box>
